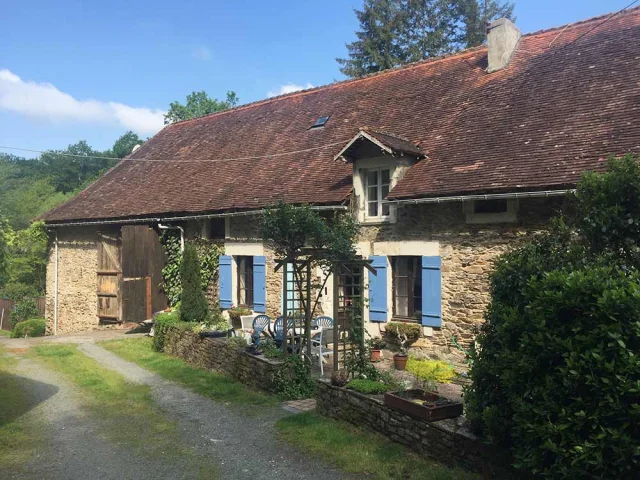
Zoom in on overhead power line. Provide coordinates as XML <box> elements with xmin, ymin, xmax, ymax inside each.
<box><xmin>0</xmin><ymin>138</ymin><xmax>353</xmax><ymax>164</ymax></box>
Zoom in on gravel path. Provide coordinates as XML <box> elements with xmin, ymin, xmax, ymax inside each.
<box><xmin>8</xmin><ymin>355</ymin><xmax>205</xmax><ymax>480</ymax></box>
<box><xmin>78</xmin><ymin>343</ymin><xmax>350</xmax><ymax>480</ymax></box>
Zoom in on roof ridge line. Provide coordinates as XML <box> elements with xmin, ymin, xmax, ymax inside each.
<box><xmin>522</xmin><ymin>4</ymin><xmax>640</xmax><ymax>38</ymax></box>
<box><xmin>160</xmin><ymin>6</ymin><xmax>640</xmax><ymax>132</ymax></box>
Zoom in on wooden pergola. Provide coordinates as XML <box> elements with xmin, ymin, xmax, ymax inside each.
<box><xmin>274</xmin><ymin>249</ymin><xmax>375</xmax><ymax>371</ymax></box>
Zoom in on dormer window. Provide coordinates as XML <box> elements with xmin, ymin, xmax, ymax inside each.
<box><xmin>365</xmin><ymin>168</ymin><xmax>391</xmax><ymax>218</ymax></box>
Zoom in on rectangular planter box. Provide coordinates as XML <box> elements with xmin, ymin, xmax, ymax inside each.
<box><xmin>384</xmin><ymin>389</ymin><xmax>463</xmax><ymax>422</ymax></box>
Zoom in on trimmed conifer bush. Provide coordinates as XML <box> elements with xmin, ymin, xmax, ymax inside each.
<box><xmin>179</xmin><ymin>244</ymin><xmax>209</xmax><ymax>323</ymax></box>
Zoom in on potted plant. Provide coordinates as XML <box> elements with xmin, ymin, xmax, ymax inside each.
<box><xmin>385</xmin><ymin>322</ymin><xmax>420</xmax><ymax>370</ymax></box>
<box><xmin>368</xmin><ymin>337</ymin><xmax>386</xmax><ymax>362</ymax></box>
<box><xmin>393</xmin><ymin>336</ymin><xmax>409</xmax><ymax>370</ymax></box>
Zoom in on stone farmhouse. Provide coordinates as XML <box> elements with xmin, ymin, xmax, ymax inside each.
<box><xmin>42</xmin><ymin>9</ymin><xmax>640</xmax><ymax>363</ymax></box>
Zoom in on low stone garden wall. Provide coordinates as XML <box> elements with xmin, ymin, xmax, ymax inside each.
<box><xmin>163</xmin><ymin>328</ymin><xmax>282</xmax><ymax>393</ymax></box>
<box><xmin>316</xmin><ymin>379</ymin><xmax>515</xmax><ymax>477</ymax></box>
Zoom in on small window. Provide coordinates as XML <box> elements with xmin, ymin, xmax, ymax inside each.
<box><xmin>474</xmin><ymin>199</ymin><xmax>508</xmax><ymax>214</ymax></box>
<box><xmin>204</xmin><ymin>218</ymin><xmax>225</xmax><ymax>240</ymax></box>
<box><xmin>311</xmin><ymin>116</ymin><xmax>330</xmax><ymax>128</ymax></box>
<box><xmin>237</xmin><ymin>256</ymin><xmax>253</xmax><ymax>307</ymax></box>
<box><xmin>364</xmin><ymin>168</ymin><xmax>390</xmax><ymax>218</ymax></box>
<box><xmin>392</xmin><ymin>257</ymin><xmax>422</xmax><ymax>320</ymax></box>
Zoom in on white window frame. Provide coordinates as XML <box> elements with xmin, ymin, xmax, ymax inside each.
<box><xmin>364</xmin><ymin>167</ymin><xmax>391</xmax><ymax>220</ymax></box>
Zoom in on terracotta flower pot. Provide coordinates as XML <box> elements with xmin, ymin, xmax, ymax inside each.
<box><xmin>370</xmin><ymin>349</ymin><xmax>382</xmax><ymax>362</ymax></box>
<box><xmin>393</xmin><ymin>354</ymin><xmax>408</xmax><ymax>370</ymax></box>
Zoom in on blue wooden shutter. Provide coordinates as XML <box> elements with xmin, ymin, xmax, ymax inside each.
<box><xmin>253</xmin><ymin>256</ymin><xmax>266</xmax><ymax>313</ymax></box>
<box><xmin>368</xmin><ymin>256</ymin><xmax>388</xmax><ymax>322</ymax></box>
<box><xmin>421</xmin><ymin>256</ymin><xmax>442</xmax><ymax>327</ymax></box>
<box><xmin>219</xmin><ymin>255</ymin><xmax>233</xmax><ymax>309</ymax></box>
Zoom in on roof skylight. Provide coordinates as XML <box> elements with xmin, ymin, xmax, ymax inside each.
<box><xmin>310</xmin><ymin>116</ymin><xmax>330</xmax><ymax>129</ymax></box>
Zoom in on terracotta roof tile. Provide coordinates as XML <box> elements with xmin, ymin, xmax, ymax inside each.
<box><xmin>43</xmin><ymin>7</ymin><xmax>640</xmax><ymax>223</ymax></box>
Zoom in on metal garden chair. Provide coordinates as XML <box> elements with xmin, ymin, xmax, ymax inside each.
<box><xmin>272</xmin><ymin>316</ymin><xmax>298</xmax><ymax>351</ymax></box>
<box><xmin>251</xmin><ymin>314</ymin><xmax>271</xmax><ymax>347</ymax></box>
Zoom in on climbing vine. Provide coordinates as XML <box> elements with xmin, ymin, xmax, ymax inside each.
<box><xmin>160</xmin><ymin>231</ymin><xmax>224</xmax><ymax>307</ymax></box>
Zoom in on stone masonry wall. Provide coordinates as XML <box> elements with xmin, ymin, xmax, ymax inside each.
<box><xmin>163</xmin><ymin>327</ymin><xmax>282</xmax><ymax>393</ymax></box>
<box><xmin>46</xmin><ymin>226</ymin><xmax>100</xmax><ymax>335</ymax></box>
<box><xmin>359</xmin><ymin>197</ymin><xmax>565</xmax><ymax>366</ymax></box>
<box><xmin>316</xmin><ymin>380</ymin><xmax>515</xmax><ymax>477</ymax></box>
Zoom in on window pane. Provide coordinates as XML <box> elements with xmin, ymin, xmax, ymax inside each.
<box><xmin>396</xmin><ymin>296</ymin><xmax>409</xmax><ymax>317</ymax></box>
<box><xmin>368</xmin><ymin>201</ymin><xmax>378</xmax><ymax>217</ymax></box>
<box><xmin>381</xmin><ymin>203</ymin><xmax>390</xmax><ymax>216</ymax></box>
<box><xmin>396</xmin><ymin>258</ymin><xmax>409</xmax><ymax>276</ymax></box>
<box><xmin>367</xmin><ymin>170</ymin><xmax>378</xmax><ymax>187</ymax></box>
<box><xmin>381</xmin><ymin>169</ymin><xmax>390</xmax><ymax>185</ymax></box>
<box><xmin>396</xmin><ymin>278</ymin><xmax>409</xmax><ymax>296</ymax></box>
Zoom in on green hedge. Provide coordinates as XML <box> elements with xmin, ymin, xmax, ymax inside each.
<box><xmin>152</xmin><ymin>311</ymin><xmax>181</xmax><ymax>351</ymax></box>
<box><xmin>465</xmin><ymin>157</ymin><xmax>640</xmax><ymax>479</ymax></box>
<box><xmin>11</xmin><ymin>318</ymin><xmax>45</xmax><ymax>338</ymax></box>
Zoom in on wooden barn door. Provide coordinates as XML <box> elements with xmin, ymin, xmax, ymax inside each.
<box><xmin>97</xmin><ymin>232</ymin><xmax>122</xmax><ymax>323</ymax></box>
<box><xmin>121</xmin><ymin>225</ymin><xmax>167</xmax><ymax>323</ymax></box>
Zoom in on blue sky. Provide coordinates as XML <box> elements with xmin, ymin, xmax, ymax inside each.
<box><xmin>0</xmin><ymin>0</ymin><xmax>630</xmax><ymax>155</ymax></box>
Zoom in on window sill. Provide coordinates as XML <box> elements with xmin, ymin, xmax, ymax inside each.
<box><xmin>360</xmin><ymin>217</ymin><xmax>395</xmax><ymax>225</ymax></box>
<box><xmin>390</xmin><ymin>316</ymin><xmax>420</xmax><ymax>324</ymax></box>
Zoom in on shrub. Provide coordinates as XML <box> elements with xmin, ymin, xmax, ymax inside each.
<box><xmin>346</xmin><ymin>378</ymin><xmax>390</xmax><ymax>395</ymax></box>
<box><xmin>227</xmin><ymin>336</ymin><xmax>248</xmax><ymax>349</ymax></box>
<box><xmin>258</xmin><ymin>337</ymin><xmax>283</xmax><ymax>359</ymax></box>
<box><xmin>465</xmin><ymin>156</ymin><xmax>640</xmax><ymax>479</ymax></box>
<box><xmin>406</xmin><ymin>358</ymin><xmax>455</xmax><ymax>389</ymax></box>
<box><xmin>11</xmin><ymin>318</ymin><xmax>45</xmax><ymax>338</ymax></box>
<box><xmin>11</xmin><ymin>299</ymin><xmax>39</xmax><ymax>323</ymax></box>
<box><xmin>273</xmin><ymin>355</ymin><xmax>316</xmax><ymax>400</ymax></box>
<box><xmin>152</xmin><ymin>310</ymin><xmax>181</xmax><ymax>351</ymax></box>
<box><xmin>385</xmin><ymin>322</ymin><xmax>421</xmax><ymax>342</ymax></box>
<box><xmin>179</xmin><ymin>244</ymin><xmax>209</xmax><ymax>323</ymax></box>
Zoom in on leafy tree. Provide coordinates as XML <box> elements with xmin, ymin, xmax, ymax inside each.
<box><xmin>0</xmin><ymin>213</ymin><xmax>9</xmax><ymax>286</ymax></box>
<box><xmin>164</xmin><ymin>91</ymin><xmax>239</xmax><ymax>124</ymax></box>
<box><xmin>338</xmin><ymin>0</ymin><xmax>515</xmax><ymax>78</ymax></box>
<box><xmin>179</xmin><ymin>243</ymin><xmax>209</xmax><ymax>322</ymax></box>
<box><xmin>111</xmin><ymin>131</ymin><xmax>144</xmax><ymax>158</ymax></box>
<box><xmin>465</xmin><ymin>155</ymin><xmax>640</xmax><ymax>479</ymax></box>
<box><xmin>2</xmin><ymin>221</ymin><xmax>49</xmax><ymax>299</ymax></box>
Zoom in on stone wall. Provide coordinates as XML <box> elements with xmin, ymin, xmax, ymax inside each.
<box><xmin>45</xmin><ymin>226</ymin><xmax>101</xmax><ymax>335</ymax></box>
<box><xmin>163</xmin><ymin>327</ymin><xmax>282</xmax><ymax>393</ymax></box>
<box><xmin>358</xmin><ymin>197</ymin><xmax>565</xmax><ymax>366</ymax></box>
<box><xmin>316</xmin><ymin>380</ymin><xmax>514</xmax><ymax>477</ymax></box>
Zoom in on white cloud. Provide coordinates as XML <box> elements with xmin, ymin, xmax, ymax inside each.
<box><xmin>0</xmin><ymin>69</ymin><xmax>165</xmax><ymax>135</ymax></box>
<box><xmin>267</xmin><ymin>82</ymin><xmax>313</xmax><ymax>98</ymax></box>
<box><xmin>192</xmin><ymin>46</ymin><xmax>212</xmax><ymax>61</ymax></box>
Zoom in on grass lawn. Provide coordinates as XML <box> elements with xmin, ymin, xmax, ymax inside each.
<box><xmin>277</xmin><ymin>412</ymin><xmax>481</xmax><ymax>480</ymax></box>
<box><xmin>101</xmin><ymin>337</ymin><xmax>278</xmax><ymax>408</ymax></box>
<box><xmin>0</xmin><ymin>346</ymin><xmax>45</xmax><ymax>473</ymax></box>
<box><xmin>0</xmin><ymin>329</ymin><xmax>10</xmax><ymax>336</ymax></box>
<box><xmin>32</xmin><ymin>344</ymin><xmax>220</xmax><ymax>479</ymax></box>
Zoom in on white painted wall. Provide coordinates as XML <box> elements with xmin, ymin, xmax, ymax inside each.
<box><xmin>224</xmin><ymin>241</ymin><xmax>264</xmax><ymax>309</ymax></box>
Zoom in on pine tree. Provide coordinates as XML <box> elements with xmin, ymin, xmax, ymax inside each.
<box><xmin>338</xmin><ymin>0</ymin><xmax>516</xmax><ymax>78</ymax></box>
<box><xmin>336</xmin><ymin>0</ymin><xmax>405</xmax><ymax>78</ymax></box>
<box><xmin>458</xmin><ymin>0</ymin><xmax>515</xmax><ymax>48</ymax></box>
<box><xmin>179</xmin><ymin>244</ymin><xmax>209</xmax><ymax>322</ymax></box>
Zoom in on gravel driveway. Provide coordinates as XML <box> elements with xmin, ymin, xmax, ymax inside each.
<box><xmin>5</xmin><ymin>342</ymin><xmax>351</xmax><ymax>480</ymax></box>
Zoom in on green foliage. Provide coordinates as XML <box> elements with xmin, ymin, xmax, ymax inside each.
<box><xmin>1</xmin><ymin>222</ymin><xmax>48</xmax><ymax>298</ymax></box>
<box><xmin>10</xmin><ymin>318</ymin><xmax>45</xmax><ymax>338</ymax></box>
<box><xmin>465</xmin><ymin>155</ymin><xmax>640</xmax><ymax>479</ymax></box>
<box><xmin>227</xmin><ymin>306</ymin><xmax>252</xmax><ymax>325</ymax></box>
<box><xmin>179</xmin><ymin>244</ymin><xmax>209</xmax><ymax>323</ymax></box>
<box><xmin>151</xmin><ymin>310</ymin><xmax>181</xmax><ymax>351</ymax></box>
<box><xmin>227</xmin><ymin>336</ymin><xmax>248</xmax><ymax>349</ymax></box>
<box><xmin>262</xmin><ymin>202</ymin><xmax>359</xmax><ymax>263</ymax></box>
<box><xmin>0</xmin><ymin>214</ymin><xmax>8</xmax><ymax>284</ymax></box>
<box><xmin>346</xmin><ymin>378</ymin><xmax>390</xmax><ymax>394</ymax></box>
<box><xmin>11</xmin><ymin>299</ymin><xmax>40</xmax><ymax>324</ymax></box>
<box><xmin>406</xmin><ymin>358</ymin><xmax>455</xmax><ymax>389</ymax></box>
<box><xmin>164</xmin><ymin>91</ymin><xmax>239</xmax><ymax>124</ymax></box>
<box><xmin>257</xmin><ymin>338</ymin><xmax>283</xmax><ymax>359</ymax></box>
<box><xmin>273</xmin><ymin>355</ymin><xmax>317</xmax><ymax>400</ymax></box>
<box><xmin>337</xmin><ymin>0</ymin><xmax>514</xmax><ymax>78</ymax></box>
<box><xmin>160</xmin><ymin>233</ymin><xmax>223</xmax><ymax>307</ymax></box>
<box><xmin>111</xmin><ymin>131</ymin><xmax>143</xmax><ymax>159</ymax></box>
<box><xmin>385</xmin><ymin>322</ymin><xmax>421</xmax><ymax>342</ymax></box>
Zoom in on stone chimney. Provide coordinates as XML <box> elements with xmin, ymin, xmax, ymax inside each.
<box><xmin>486</xmin><ymin>18</ymin><xmax>522</xmax><ymax>73</ymax></box>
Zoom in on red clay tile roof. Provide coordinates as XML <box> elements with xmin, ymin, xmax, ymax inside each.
<box><xmin>43</xmin><ymin>7</ymin><xmax>640</xmax><ymax>223</ymax></box>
